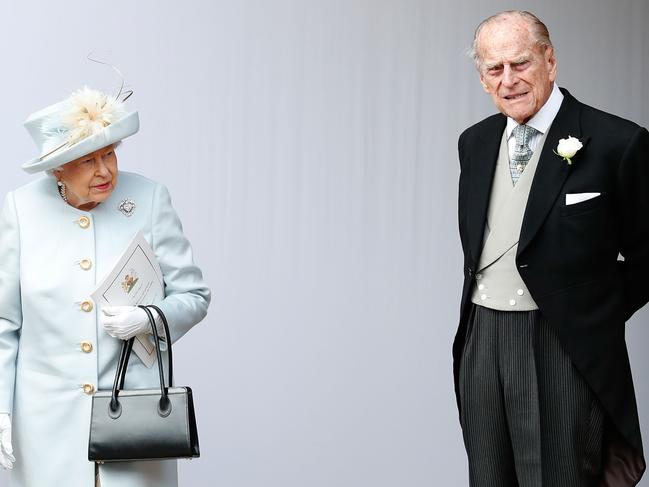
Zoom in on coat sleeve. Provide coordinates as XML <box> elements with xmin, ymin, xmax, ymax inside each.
<box><xmin>150</xmin><ymin>183</ymin><xmax>211</xmax><ymax>343</ymax></box>
<box><xmin>457</xmin><ymin>130</ymin><xmax>470</xmax><ymax>265</ymax></box>
<box><xmin>0</xmin><ymin>193</ymin><xmax>22</xmax><ymax>413</ymax></box>
<box><xmin>617</xmin><ymin>126</ymin><xmax>649</xmax><ymax>321</ymax></box>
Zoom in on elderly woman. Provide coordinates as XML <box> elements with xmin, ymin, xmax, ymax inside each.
<box><xmin>0</xmin><ymin>87</ymin><xmax>210</xmax><ymax>486</ymax></box>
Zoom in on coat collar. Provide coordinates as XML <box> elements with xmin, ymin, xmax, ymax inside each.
<box><xmin>466</xmin><ymin>114</ymin><xmax>506</xmax><ymax>266</ymax></box>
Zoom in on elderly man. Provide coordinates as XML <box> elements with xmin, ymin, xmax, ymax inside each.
<box><xmin>455</xmin><ymin>10</ymin><xmax>649</xmax><ymax>486</ymax></box>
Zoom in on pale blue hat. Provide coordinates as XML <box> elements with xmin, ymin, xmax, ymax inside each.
<box><xmin>22</xmin><ymin>87</ymin><xmax>139</xmax><ymax>174</ymax></box>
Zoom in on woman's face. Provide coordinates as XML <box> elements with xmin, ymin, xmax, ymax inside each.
<box><xmin>54</xmin><ymin>145</ymin><xmax>118</xmax><ymax>211</ymax></box>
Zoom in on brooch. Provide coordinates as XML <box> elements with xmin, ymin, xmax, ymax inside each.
<box><xmin>118</xmin><ymin>198</ymin><xmax>136</xmax><ymax>217</ymax></box>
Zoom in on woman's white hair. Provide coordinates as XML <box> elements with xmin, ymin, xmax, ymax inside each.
<box><xmin>468</xmin><ymin>10</ymin><xmax>553</xmax><ymax>71</ymax></box>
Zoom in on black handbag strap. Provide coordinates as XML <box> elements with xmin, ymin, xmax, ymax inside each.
<box><xmin>110</xmin><ymin>305</ymin><xmax>173</xmax><ymax>414</ymax></box>
<box><xmin>141</xmin><ymin>305</ymin><xmax>168</xmax><ymax>400</ymax></box>
<box><xmin>114</xmin><ymin>336</ymin><xmax>134</xmax><ymax>392</ymax></box>
<box><xmin>147</xmin><ymin>304</ymin><xmax>173</xmax><ymax>387</ymax></box>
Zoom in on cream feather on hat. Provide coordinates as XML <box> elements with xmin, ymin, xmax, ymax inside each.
<box><xmin>22</xmin><ymin>87</ymin><xmax>139</xmax><ymax>174</ymax></box>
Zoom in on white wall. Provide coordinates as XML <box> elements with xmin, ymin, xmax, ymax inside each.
<box><xmin>0</xmin><ymin>0</ymin><xmax>647</xmax><ymax>485</ymax></box>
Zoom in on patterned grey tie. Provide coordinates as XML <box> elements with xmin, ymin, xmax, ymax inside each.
<box><xmin>510</xmin><ymin>124</ymin><xmax>539</xmax><ymax>185</ymax></box>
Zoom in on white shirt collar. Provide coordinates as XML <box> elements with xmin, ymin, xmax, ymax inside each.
<box><xmin>506</xmin><ymin>83</ymin><xmax>564</xmax><ymax>138</ymax></box>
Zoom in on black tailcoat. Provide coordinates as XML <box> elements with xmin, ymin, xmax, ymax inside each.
<box><xmin>455</xmin><ymin>88</ymin><xmax>649</xmax><ymax>485</ymax></box>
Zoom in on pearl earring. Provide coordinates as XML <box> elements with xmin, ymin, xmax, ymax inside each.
<box><xmin>57</xmin><ymin>180</ymin><xmax>68</xmax><ymax>203</ymax></box>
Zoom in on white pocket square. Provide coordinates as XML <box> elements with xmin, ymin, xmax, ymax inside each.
<box><xmin>565</xmin><ymin>192</ymin><xmax>601</xmax><ymax>205</ymax></box>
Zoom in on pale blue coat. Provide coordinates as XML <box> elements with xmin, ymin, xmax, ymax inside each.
<box><xmin>0</xmin><ymin>172</ymin><xmax>211</xmax><ymax>487</ymax></box>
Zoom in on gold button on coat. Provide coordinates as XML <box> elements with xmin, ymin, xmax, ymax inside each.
<box><xmin>78</xmin><ymin>216</ymin><xmax>90</xmax><ymax>229</ymax></box>
<box><xmin>79</xmin><ymin>259</ymin><xmax>92</xmax><ymax>270</ymax></box>
<box><xmin>80</xmin><ymin>300</ymin><xmax>94</xmax><ymax>312</ymax></box>
<box><xmin>83</xmin><ymin>383</ymin><xmax>95</xmax><ymax>394</ymax></box>
<box><xmin>81</xmin><ymin>341</ymin><xmax>93</xmax><ymax>353</ymax></box>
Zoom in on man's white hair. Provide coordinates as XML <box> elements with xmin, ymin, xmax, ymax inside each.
<box><xmin>469</xmin><ymin>10</ymin><xmax>553</xmax><ymax>71</ymax></box>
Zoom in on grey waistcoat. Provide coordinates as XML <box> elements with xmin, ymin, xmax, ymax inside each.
<box><xmin>470</xmin><ymin>128</ymin><xmax>549</xmax><ymax>311</ymax></box>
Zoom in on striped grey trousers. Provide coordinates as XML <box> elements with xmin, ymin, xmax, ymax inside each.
<box><xmin>459</xmin><ymin>305</ymin><xmax>605</xmax><ymax>487</ymax></box>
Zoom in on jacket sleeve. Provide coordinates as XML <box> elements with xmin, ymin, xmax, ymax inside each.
<box><xmin>617</xmin><ymin>126</ymin><xmax>649</xmax><ymax>321</ymax></box>
<box><xmin>150</xmin><ymin>183</ymin><xmax>211</xmax><ymax>343</ymax></box>
<box><xmin>0</xmin><ymin>193</ymin><xmax>22</xmax><ymax>413</ymax></box>
<box><xmin>457</xmin><ymin>130</ymin><xmax>470</xmax><ymax>264</ymax></box>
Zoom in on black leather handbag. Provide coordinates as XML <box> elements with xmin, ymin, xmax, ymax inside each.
<box><xmin>88</xmin><ymin>304</ymin><xmax>200</xmax><ymax>462</ymax></box>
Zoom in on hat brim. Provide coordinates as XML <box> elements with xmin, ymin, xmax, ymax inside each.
<box><xmin>22</xmin><ymin>111</ymin><xmax>140</xmax><ymax>174</ymax></box>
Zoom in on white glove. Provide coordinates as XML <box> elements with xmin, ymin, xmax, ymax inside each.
<box><xmin>101</xmin><ymin>306</ymin><xmax>157</xmax><ymax>340</ymax></box>
<box><xmin>0</xmin><ymin>413</ymin><xmax>15</xmax><ymax>470</ymax></box>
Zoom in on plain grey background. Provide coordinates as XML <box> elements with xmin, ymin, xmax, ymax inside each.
<box><xmin>0</xmin><ymin>0</ymin><xmax>648</xmax><ymax>485</ymax></box>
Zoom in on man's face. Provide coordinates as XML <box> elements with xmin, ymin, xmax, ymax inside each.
<box><xmin>477</xmin><ymin>17</ymin><xmax>557</xmax><ymax>124</ymax></box>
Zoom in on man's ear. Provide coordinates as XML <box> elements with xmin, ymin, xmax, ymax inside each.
<box><xmin>479</xmin><ymin>75</ymin><xmax>489</xmax><ymax>93</ymax></box>
<box><xmin>546</xmin><ymin>46</ymin><xmax>558</xmax><ymax>82</ymax></box>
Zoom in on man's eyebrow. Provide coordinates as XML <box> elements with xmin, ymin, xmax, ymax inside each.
<box><xmin>485</xmin><ymin>62</ymin><xmax>503</xmax><ymax>70</ymax></box>
<box><xmin>511</xmin><ymin>56</ymin><xmax>530</xmax><ymax>65</ymax></box>
<box><xmin>484</xmin><ymin>56</ymin><xmax>530</xmax><ymax>70</ymax></box>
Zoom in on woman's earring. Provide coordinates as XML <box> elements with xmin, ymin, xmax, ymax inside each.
<box><xmin>57</xmin><ymin>180</ymin><xmax>68</xmax><ymax>203</ymax></box>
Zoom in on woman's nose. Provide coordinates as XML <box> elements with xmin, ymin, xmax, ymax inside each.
<box><xmin>94</xmin><ymin>156</ymin><xmax>110</xmax><ymax>175</ymax></box>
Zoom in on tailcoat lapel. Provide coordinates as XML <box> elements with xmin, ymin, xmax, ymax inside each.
<box><xmin>518</xmin><ymin>90</ymin><xmax>587</xmax><ymax>255</ymax></box>
<box><xmin>466</xmin><ymin>115</ymin><xmax>506</xmax><ymax>266</ymax></box>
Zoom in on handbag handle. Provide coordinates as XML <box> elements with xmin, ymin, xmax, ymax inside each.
<box><xmin>114</xmin><ymin>305</ymin><xmax>173</xmax><ymax>390</ymax></box>
<box><xmin>109</xmin><ymin>305</ymin><xmax>173</xmax><ymax>418</ymax></box>
<box><xmin>147</xmin><ymin>304</ymin><xmax>173</xmax><ymax>387</ymax></box>
<box><xmin>111</xmin><ymin>335</ymin><xmax>134</xmax><ymax>403</ymax></box>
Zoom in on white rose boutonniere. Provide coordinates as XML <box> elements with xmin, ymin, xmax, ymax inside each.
<box><xmin>554</xmin><ymin>136</ymin><xmax>583</xmax><ymax>165</ymax></box>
